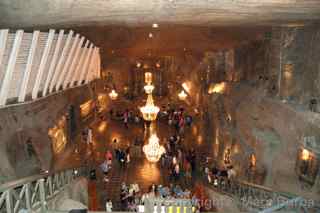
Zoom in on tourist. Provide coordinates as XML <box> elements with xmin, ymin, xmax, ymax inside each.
<box><xmin>100</xmin><ymin>160</ymin><xmax>110</xmax><ymax>182</ymax></box>
<box><xmin>186</xmin><ymin>115</ymin><xmax>193</xmax><ymax>126</ymax></box>
<box><xmin>227</xmin><ymin>165</ymin><xmax>236</xmax><ymax>180</ymax></box>
<box><xmin>118</xmin><ymin>149</ymin><xmax>126</xmax><ymax>166</ymax></box>
<box><xmin>124</xmin><ymin>110</ymin><xmax>129</xmax><ymax>128</ymax></box>
<box><xmin>173</xmin><ymin>163</ymin><xmax>180</xmax><ymax>182</ymax></box>
<box><xmin>126</xmin><ymin>151</ymin><xmax>131</xmax><ymax>164</ymax></box>
<box><xmin>106</xmin><ymin>199</ymin><xmax>113</xmax><ymax>212</ymax></box>
<box><xmin>87</xmin><ymin>127</ymin><xmax>93</xmax><ymax>144</ymax></box>
<box><xmin>105</xmin><ymin>150</ymin><xmax>113</xmax><ymax>161</ymax></box>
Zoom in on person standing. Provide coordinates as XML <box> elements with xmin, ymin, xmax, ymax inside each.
<box><xmin>124</xmin><ymin>110</ymin><xmax>129</xmax><ymax>128</ymax></box>
<box><xmin>87</xmin><ymin>127</ymin><xmax>93</xmax><ymax>144</ymax></box>
<box><xmin>106</xmin><ymin>199</ymin><xmax>113</xmax><ymax>212</ymax></box>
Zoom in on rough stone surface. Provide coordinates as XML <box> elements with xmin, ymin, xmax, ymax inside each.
<box><xmin>0</xmin><ymin>81</ymin><xmax>104</xmax><ymax>183</ymax></box>
<box><xmin>49</xmin><ymin>177</ymin><xmax>89</xmax><ymax>210</ymax></box>
<box><xmin>0</xmin><ymin>0</ymin><xmax>319</xmax><ymax>27</ymax></box>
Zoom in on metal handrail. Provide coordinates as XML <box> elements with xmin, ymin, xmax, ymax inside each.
<box><xmin>0</xmin><ymin>167</ymin><xmax>87</xmax><ymax>213</ymax></box>
<box><xmin>204</xmin><ymin>175</ymin><xmax>320</xmax><ymax>212</ymax></box>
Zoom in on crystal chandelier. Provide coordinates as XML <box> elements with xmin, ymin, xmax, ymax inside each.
<box><xmin>144</xmin><ymin>84</ymin><xmax>154</xmax><ymax>94</ymax></box>
<box><xmin>109</xmin><ymin>89</ymin><xmax>118</xmax><ymax>100</ymax></box>
<box><xmin>145</xmin><ymin>72</ymin><xmax>152</xmax><ymax>84</ymax></box>
<box><xmin>143</xmin><ymin>134</ymin><xmax>166</xmax><ymax>163</ymax></box>
<box><xmin>178</xmin><ymin>90</ymin><xmax>187</xmax><ymax>101</ymax></box>
<box><xmin>140</xmin><ymin>94</ymin><xmax>160</xmax><ymax>121</ymax></box>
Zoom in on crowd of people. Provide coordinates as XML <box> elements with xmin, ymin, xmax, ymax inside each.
<box><xmin>89</xmin><ymin>102</ymin><xmax>210</xmax><ymax>212</ymax></box>
<box><xmin>203</xmin><ymin>158</ymin><xmax>237</xmax><ymax>188</ymax></box>
<box><xmin>105</xmin><ymin>182</ymin><xmax>194</xmax><ymax>212</ymax></box>
<box><xmin>159</xmin><ymin>104</ymin><xmax>193</xmax><ymax>135</ymax></box>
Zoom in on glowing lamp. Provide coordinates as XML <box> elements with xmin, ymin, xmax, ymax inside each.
<box><xmin>178</xmin><ymin>90</ymin><xmax>187</xmax><ymax>101</ymax></box>
<box><xmin>145</xmin><ymin>72</ymin><xmax>152</xmax><ymax>84</ymax></box>
<box><xmin>109</xmin><ymin>89</ymin><xmax>118</xmax><ymax>100</ymax></box>
<box><xmin>301</xmin><ymin>149</ymin><xmax>310</xmax><ymax>161</ymax></box>
<box><xmin>140</xmin><ymin>94</ymin><xmax>160</xmax><ymax>121</ymax></box>
<box><xmin>144</xmin><ymin>84</ymin><xmax>155</xmax><ymax>94</ymax></box>
<box><xmin>143</xmin><ymin>134</ymin><xmax>165</xmax><ymax>163</ymax></box>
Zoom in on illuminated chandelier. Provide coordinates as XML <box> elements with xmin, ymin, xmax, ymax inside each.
<box><xmin>143</xmin><ymin>72</ymin><xmax>155</xmax><ymax>94</ymax></box>
<box><xmin>140</xmin><ymin>94</ymin><xmax>160</xmax><ymax>121</ymax></box>
<box><xmin>178</xmin><ymin>90</ymin><xmax>187</xmax><ymax>101</ymax></box>
<box><xmin>143</xmin><ymin>134</ymin><xmax>166</xmax><ymax>163</ymax></box>
<box><xmin>109</xmin><ymin>89</ymin><xmax>118</xmax><ymax>100</ymax></box>
<box><xmin>144</xmin><ymin>84</ymin><xmax>154</xmax><ymax>94</ymax></box>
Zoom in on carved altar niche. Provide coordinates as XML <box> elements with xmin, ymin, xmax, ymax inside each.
<box><xmin>296</xmin><ymin>136</ymin><xmax>320</xmax><ymax>186</ymax></box>
<box><xmin>48</xmin><ymin>116</ymin><xmax>67</xmax><ymax>155</ymax></box>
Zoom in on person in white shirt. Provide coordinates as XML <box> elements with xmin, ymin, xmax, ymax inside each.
<box><xmin>106</xmin><ymin>199</ymin><xmax>112</xmax><ymax>212</ymax></box>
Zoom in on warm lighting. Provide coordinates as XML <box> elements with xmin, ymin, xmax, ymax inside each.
<box><xmin>251</xmin><ymin>154</ymin><xmax>257</xmax><ymax>167</ymax></box>
<box><xmin>224</xmin><ymin>148</ymin><xmax>231</xmax><ymax>165</ymax></box>
<box><xmin>301</xmin><ymin>149</ymin><xmax>310</xmax><ymax>161</ymax></box>
<box><xmin>156</xmin><ymin>62</ymin><xmax>161</xmax><ymax>68</ymax></box>
<box><xmin>97</xmin><ymin>94</ymin><xmax>108</xmax><ymax>112</ymax></box>
<box><xmin>48</xmin><ymin>116</ymin><xmax>67</xmax><ymax>154</ymax></box>
<box><xmin>136</xmin><ymin>62</ymin><xmax>141</xmax><ymax>68</ymax></box>
<box><xmin>140</xmin><ymin>94</ymin><xmax>160</xmax><ymax>121</ymax></box>
<box><xmin>149</xmin><ymin>33</ymin><xmax>153</xmax><ymax>38</ymax></box>
<box><xmin>208</xmin><ymin>82</ymin><xmax>226</xmax><ymax>94</ymax></box>
<box><xmin>98</xmin><ymin>121</ymin><xmax>107</xmax><ymax>133</ymax></box>
<box><xmin>182</xmin><ymin>82</ymin><xmax>190</xmax><ymax>93</ymax></box>
<box><xmin>144</xmin><ymin>84</ymin><xmax>155</xmax><ymax>94</ymax></box>
<box><xmin>152</xmin><ymin>23</ymin><xmax>159</xmax><ymax>28</ymax></box>
<box><xmin>197</xmin><ymin>135</ymin><xmax>203</xmax><ymax>145</ymax></box>
<box><xmin>145</xmin><ymin>72</ymin><xmax>152</xmax><ymax>84</ymax></box>
<box><xmin>143</xmin><ymin>134</ymin><xmax>165</xmax><ymax>163</ymax></box>
<box><xmin>80</xmin><ymin>100</ymin><xmax>94</xmax><ymax>118</ymax></box>
<box><xmin>178</xmin><ymin>90</ymin><xmax>188</xmax><ymax>101</ymax></box>
<box><xmin>109</xmin><ymin>89</ymin><xmax>118</xmax><ymax>100</ymax></box>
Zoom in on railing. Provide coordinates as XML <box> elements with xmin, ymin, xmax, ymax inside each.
<box><xmin>0</xmin><ymin>167</ymin><xmax>87</xmax><ymax>213</ymax></box>
<box><xmin>205</xmin><ymin>176</ymin><xmax>320</xmax><ymax>212</ymax></box>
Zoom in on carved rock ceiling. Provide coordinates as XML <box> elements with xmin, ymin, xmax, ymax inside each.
<box><xmin>0</xmin><ymin>0</ymin><xmax>320</xmax><ymax>57</ymax></box>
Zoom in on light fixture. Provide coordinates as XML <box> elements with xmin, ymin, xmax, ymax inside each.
<box><xmin>109</xmin><ymin>89</ymin><xmax>118</xmax><ymax>100</ymax></box>
<box><xmin>140</xmin><ymin>94</ymin><xmax>160</xmax><ymax>121</ymax></box>
<box><xmin>143</xmin><ymin>134</ymin><xmax>166</xmax><ymax>163</ymax></box>
<box><xmin>182</xmin><ymin>82</ymin><xmax>191</xmax><ymax>93</ymax></box>
<box><xmin>149</xmin><ymin>33</ymin><xmax>153</xmax><ymax>38</ymax></box>
<box><xmin>250</xmin><ymin>154</ymin><xmax>256</xmax><ymax>167</ymax></box>
<box><xmin>144</xmin><ymin>84</ymin><xmax>155</xmax><ymax>94</ymax></box>
<box><xmin>156</xmin><ymin>62</ymin><xmax>161</xmax><ymax>68</ymax></box>
<box><xmin>152</xmin><ymin>23</ymin><xmax>159</xmax><ymax>28</ymax></box>
<box><xmin>145</xmin><ymin>72</ymin><xmax>152</xmax><ymax>84</ymax></box>
<box><xmin>178</xmin><ymin>90</ymin><xmax>187</xmax><ymax>101</ymax></box>
<box><xmin>136</xmin><ymin>62</ymin><xmax>141</xmax><ymax>68</ymax></box>
<box><xmin>208</xmin><ymin>82</ymin><xmax>226</xmax><ymax>94</ymax></box>
<box><xmin>301</xmin><ymin>149</ymin><xmax>310</xmax><ymax>161</ymax></box>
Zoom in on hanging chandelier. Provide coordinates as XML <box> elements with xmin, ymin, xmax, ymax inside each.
<box><xmin>143</xmin><ymin>134</ymin><xmax>166</xmax><ymax>163</ymax></box>
<box><xmin>144</xmin><ymin>84</ymin><xmax>154</xmax><ymax>94</ymax></box>
<box><xmin>145</xmin><ymin>72</ymin><xmax>152</xmax><ymax>84</ymax></box>
<box><xmin>178</xmin><ymin>90</ymin><xmax>188</xmax><ymax>101</ymax></box>
<box><xmin>109</xmin><ymin>89</ymin><xmax>118</xmax><ymax>100</ymax></box>
<box><xmin>140</xmin><ymin>94</ymin><xmax>159</xmax><ymax>121</ymax></box>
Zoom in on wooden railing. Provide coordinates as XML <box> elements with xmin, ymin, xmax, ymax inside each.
<box><xmin>0</xmin><ymin>167</ymin><xmax>87</xmax><ymax>213</ymax></box>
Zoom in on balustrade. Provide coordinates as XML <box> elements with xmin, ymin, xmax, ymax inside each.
<box><xmin>0</xmin><ymin>167</ymin><xmax>86</xmax><ymax>213</ymax></box>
